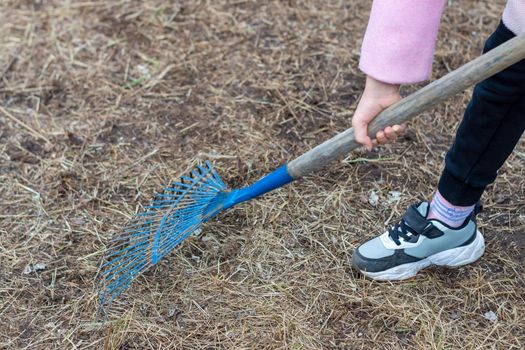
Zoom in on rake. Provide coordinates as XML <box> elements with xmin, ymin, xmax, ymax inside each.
<box><xmin>98</xmin><ymin>34</ymin><xmax>525</xmax><ymax>308</ymax></box>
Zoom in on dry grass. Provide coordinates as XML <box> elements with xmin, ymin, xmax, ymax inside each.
<box><xmin>1</xmin><ymin>0</ymin><xmax>524</xmax><ymax>349</ymax></box>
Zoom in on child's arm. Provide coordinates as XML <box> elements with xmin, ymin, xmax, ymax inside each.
<box><xmin>360</xmin><ymin>0</ymin><xmax>446</xmax><ymax>84</ymax></box>
<box><xmin>353</xmin><ymin>0</ymin><xmax>446</xmax><ymax>150</ymax></box>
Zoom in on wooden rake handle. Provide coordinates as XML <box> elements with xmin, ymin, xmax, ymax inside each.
<box><xmin>287</xmin><ymin>33</ymin><xmax>525</xmax><ymax>179</ymax></box>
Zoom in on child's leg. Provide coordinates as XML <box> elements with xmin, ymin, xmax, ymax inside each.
<box><xmin>437</xmin><ymin>21</ymin><xmax>525</xmax><ymax>207</ymax></box>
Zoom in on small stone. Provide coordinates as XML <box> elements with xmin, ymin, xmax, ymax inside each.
<box><xmin>23</xmin><ymin>262</ymin><xmax>47</xmax><ymax>274</ymax></box>
<box><xmin>34</xmin><ymin>263</ymin><xmax>47</xmax><ymax>271</ymax></box>
<box><xmin>368</xmin><ymin>191</ymin><xmax>379</xmax><ymax>207</ymax></box>
<box><xmin>483</xmin><ymin>311</ymin><xmax>498</xmax><ymax>322</ymax></box>
<box><xmin>71</xmin><ymin>218</ymin><xmax>85</xmax><ymax>225</ymax></box>
<box><xmin>226</xmin><ymin>331</ymin><xmax>236</xmax><ymax>338</ymax></box>
<box><xmin>167</xmin><ymin>307</ymin><xmax>180</xmax><ymax>318</ymax></box>
<box><xmin>136</xmin><ymin>64</ymin><xmax>151</xmax><ymax>78</ymax></box>
<box><xmin>191</xmin><ymin>254</ymin><xmax>201</xmax><ymax>262</ymax></box>
<box><xmin>191</xmin><ymin>228</ymin><xmax>202</xmax><ymax>237</ymax></box>
<box><xmin>387</xmin><ymin>191</ymin><xmax>402</xmax><ymax>204</ymax></box>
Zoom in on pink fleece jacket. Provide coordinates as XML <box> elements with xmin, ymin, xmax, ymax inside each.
<box><xmin>359</xmin><ymin>0</ymin><xmax>525</xmax><ymax>84</ymax></box>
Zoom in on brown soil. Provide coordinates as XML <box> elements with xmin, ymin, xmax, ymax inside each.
<box><xmin>1</xmin><ymin>0</ymin><xmax>524</xmax><ymax>349</ymax></box>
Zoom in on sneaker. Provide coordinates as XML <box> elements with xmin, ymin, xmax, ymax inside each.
<box><xmin>352</xmin><ymin>202</ymin><xmax>485</xmax><ymax>281</ymax></box>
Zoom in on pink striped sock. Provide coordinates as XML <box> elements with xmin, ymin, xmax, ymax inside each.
<box><xmin>427</xmin><ymin>191</ymin><xmax>475</xmax><ymax>228</ymax></box>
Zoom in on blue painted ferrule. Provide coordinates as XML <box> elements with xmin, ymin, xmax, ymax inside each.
<box><xmin>222</xmin><ymin>165</ymin><xmax>294</xmax><ymax>209</ymax></box>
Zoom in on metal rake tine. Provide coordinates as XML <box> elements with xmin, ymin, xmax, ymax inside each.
<box><xmin>164</xmin><ymin>183</ymin><xmax>218</xmax><ymax>193</ymax></box>
<box><xmin>103</xmin><ymin>252</ymin><xmax>149</xmax><ymax>285</ymax></box>
<box><xmin>102</xmin><ymin>239</ymin><xmax>162</xmax><ymax>273</ymax></box>
<box><xmin>129</xmin><ymin>216</ymin><xmax>199</xmax><ymax>264</ymax></box>
<box><xmin>111</xmin><ymin>228</ymin><xmax>153</xmax><ymax>244</ymax></box>
<box><xmin>209</xmin><ymin>169</ymin><xmax>226</xmax><ymax>188</ymax></box>
<box><xmin>151</xmin><ymin>205</ymin><xmax>207</xmax><ymax>229</ymax></box>
<box><xmin>103</xmin><ymin>219</ymin><xmax>200</xmax><ymax>297</ymax></box>
<box><xmin>159</xmin><ymin>190</ymin><xmax>214</xmax><ymax>200</ymax></box>
<box><xmin>155</xmin><ymin>202</ymin><xmax>207</xmax><ymax>218</ymax></box>
<box><xmin>103</xmin><ymin>263</ymin><xmax>147</xmax><ymax>304</ymax></box>
<box><xmin>151</xmin><ymin>187</ymin><xmax>212</xmax><ymax>261</ymax></box>
<box><xmin>180</xmin><ymin>175</ymin><xmax>198</xmax><ymax>184</ymax></box>
<box><xmin>153</xmin><ymin>224</ymin><xmax>200</xmax><ymax>261</ymax></box>
<box><xmin>102</xmin><ymin>246</ymin><xmax>149</xmax><ymax>270</ymax></box>
<box><xmin>127</xmin><ymin>206</ymin><xmax>187</xmax><ymax>227</ymax></box>
<box><xmin>143</xmin><ymin>216</ymin><xmax>197</xmax><ymax>241</ymax></box>
<box><xmin>108</xmin><ymin>231</ymin><xmax>151</xmax><ymax>247</ymax></box>
<box><xmin>203</xmin><ymin>175</ymin><xmax>227</xmax><ymax>191</ymax></box>
<box><xmin>190</xmin><ymin>169</ymin><xmax>202</xmax><ymax>179</ymax></box>
<box><xmin>144</xmin><ymin>223</ymin><xmax>197</xmax><ymax>264</ymax></box>
<box><xmin>115</xmin><ymin>221</ymin><xmax>157</xmax><ymax>240</ymax></box>
<box><xmin>102</xmin><ymin>241</ymin><xmax>150</xmax><ymax>269</ymax></box>
<box><xmin>107</xmin><ymin>223</ymin><xmax>157</xmax><ymax>250</ymax></box>
<box><xmin>102</xmin><ymin>259</ymin><xmax>148</xmax><ymax>289</ymax></box>
<box><xmin>196</xmin><ymin>164</ymin><xmax>209</xmax><ymax>175</ymax></box>
<box><xmin>98</xmin><ymin>161</ymin><xmax>230</xmax><ymax>306</ymax></box>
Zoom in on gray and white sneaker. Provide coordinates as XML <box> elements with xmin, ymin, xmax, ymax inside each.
<box><xmin>352</xmin><ymin>202</ymin><xmax>485</xmax><ymax>281</ymax></box>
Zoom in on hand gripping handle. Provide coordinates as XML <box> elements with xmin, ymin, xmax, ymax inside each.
<box><xmin>287</xmin><ymin>33</ymin><xmax>525</xmax><ymax>179</ymax></box>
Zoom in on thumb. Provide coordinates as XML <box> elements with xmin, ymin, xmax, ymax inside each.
<box><xmin>353</xmin><ymin>118</ymin><xmax>373</xmax><ymax>151</ymax></box>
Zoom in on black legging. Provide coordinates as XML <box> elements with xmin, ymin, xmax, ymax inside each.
<box><xmin>438</xmin><ymin>21</ymin><xmax>525</xmax><ymax>206</ymax></box>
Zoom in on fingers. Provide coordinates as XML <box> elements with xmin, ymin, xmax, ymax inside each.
<box><xmin>393</xmin><ymin>124</ymin><xmax>407</xmax><ymax>133</ymax></box>
<box><xmin>376</xmin><ymin>130</ymin><xmax>388</xmax><ymax>144</ymax></box>
<box><xmin>375</xmin><ymin>124</ymin><xmax>406</xmax><ymax>145</ymax></box>
<box><xmin>355</xmin><ymin>122</ymin><xmax>407</xmax><ymax>149</ymax></box>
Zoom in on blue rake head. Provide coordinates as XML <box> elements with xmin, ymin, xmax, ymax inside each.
<box><xmin>98</xmin><ymin>161</ymin><xmax>293</xmax><ymax>308</ymax></box>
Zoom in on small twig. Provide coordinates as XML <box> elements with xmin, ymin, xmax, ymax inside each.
<box><xmin>197</xmin><ymin>152</ymin><xmax>237</xmax><ymax>160</ymax></box>
<box><xmin>335</xmin><ymin>110</ymin><xmax>354</xmax><ymax>118</ymax></box>
<box><xmin>343</xmin><ymin>156</ymin><xmax>395</xmax><ymax>164</ymax></box>
<box><xmin>0</xmin><ymin>54</ymin><xmax>18</xmax><ymax>80</ymax></box>
<box><xmin>0</xmin><ymin>106</ymin><xmax>51</xmax><ymax>145</ymax></box>
<box><xmin>180</xmin><ymin>121</ymin><xmax>200</xmax><ymax>134</ymax></box>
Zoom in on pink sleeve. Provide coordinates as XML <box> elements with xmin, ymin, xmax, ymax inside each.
<box><xmin>359</xmin><ymin>0</ymin><xmax>446</xmax><ymax>84</ymax></box>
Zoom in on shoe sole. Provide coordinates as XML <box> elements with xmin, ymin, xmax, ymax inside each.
<box><xmin>361</xmin><ymin>230</ymin><xmax>485</xmax><ymax>281</ymax></box>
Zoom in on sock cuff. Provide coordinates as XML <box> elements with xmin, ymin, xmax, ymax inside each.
<box><xmin>428</xmin><ymin>190</ymin><xmax>475</xmax><ymax>227</ymax></box>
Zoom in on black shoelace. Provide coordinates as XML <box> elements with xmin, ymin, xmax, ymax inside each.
<box><xmin>388</xmin><ymin>219</ymin><xmax>419</xmax><ymax>246</ymax></box>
